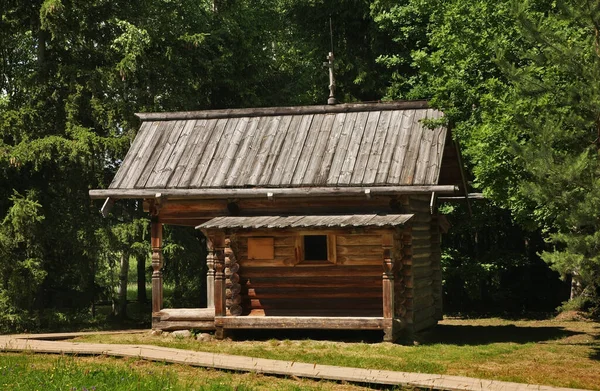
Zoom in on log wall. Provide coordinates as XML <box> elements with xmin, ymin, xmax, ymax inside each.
<box><xmin>233</xmin><ymin>231</ymin><xmax>387</xmax><ymax>317</ymax></box>
<box><xmin>404</xmin><ymin>195</ymin><xmax>438</xmax><ymax>332</ymax></box>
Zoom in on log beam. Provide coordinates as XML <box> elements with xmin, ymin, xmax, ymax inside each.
<box><xmin>89</xmin><ymin>185</ymin><xmax>459</xmax><ymax>200</ymax></box>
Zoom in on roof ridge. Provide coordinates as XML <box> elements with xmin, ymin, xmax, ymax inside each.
<box><xmin>135</xmin><ymin>100</ymin><xmax>432</xmax><ymax>121</ymax></box>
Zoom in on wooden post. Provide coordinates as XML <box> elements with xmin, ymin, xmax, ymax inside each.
<box><xmin>206</xmin><ymin>241</ymin><xmax>215</xmax><ymax>309</ymax></box>
<box><xmin>213</xmin><ymin>235</ymin><xmax>226</xmax><ymax>339</ymax></box>
<box><xmin>151</xmin><ymin>219</ymin><xmax>164</xmax><ymax>317</ymax></box>
<box><xmin>382</xmin><ymin>233</ymin><xmax>395</xmax><ymax>342</ymax></box>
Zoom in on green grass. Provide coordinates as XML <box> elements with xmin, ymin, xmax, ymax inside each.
<box><xmin>0</xmin><ymin>353</ymin><xmax>371</xmax><ymax>391</ymax></box>
<box><xmin>73</xmin><ymin>317</ymin><xmax>600</xmax><ymax>390</ymax></box>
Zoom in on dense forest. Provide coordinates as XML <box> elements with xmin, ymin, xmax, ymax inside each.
<box><xmin>1</xmin><ymin>0</ymin><xmax>599</xmax><ymax>332</ymax></box>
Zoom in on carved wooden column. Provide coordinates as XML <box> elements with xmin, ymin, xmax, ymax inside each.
<box><xmin>224</xmin><ymin>238</ymin><xmax>242</xmax><ymax>316</ymax></box>
<box><xmin>382</xmin><ymin>232</ymin><xmax>396</xmax><ymax>342</ymax></box>
<box><xmin>151</xmin><ymin>219</ymin><xmax>164</xmax><ymax>316</ymax></box>
<box><xmin>206</xmin><ymin>241</ymin><xmax>215</xmax><ymax>309</ymax></box>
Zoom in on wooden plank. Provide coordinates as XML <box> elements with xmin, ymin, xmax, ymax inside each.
<box><xmin>216</xmin><ymin>316</ymin><xmax>389</xmax><ymax>330</ymax></box>
<box><xmin>374</xmin><ymin>111</ymin><xmax>402</xmax><ymax>184</ymax></box>
<box><xmin>173</xmin><ymin>119</ymin><xmax>219</xmax><ymax>188</ymax></box>
<box><xmin>147</xmin><ymin>120</ymin><xmax>192</xmax><ymax>188</ymax></box>
<box><xmin>210</xmin><ymin>117</ymin><xmax>249</xmax><ymax>186</ymax></box>
<box><xmin>326</xmin><ymin>112</ymin><xmax>358</xmax><ymax>184</ymax></box>
<box><xmin>201</xmin><ymin>117</ymin><xmax>240</xmax><ymax>187</ymax></box>
<box><xmin>412</xmin><ymin>123</ymin><xmax>435</xmax><ymax>185</ymax></box>
<box><xmin>224</xmin><ymin>116</ymin><xmax>261</xmax><ymax>186</ymax></box>
<box><xmin>337</xmin><ymin>111</ymin><xmax>370</xmax><ymax>185</ymax></box>
<box><xmin>350</xmin><ymin>111</ymin><xmax>381</xmax><ymax>184</ymax></box>
<box><xmin>247</xmin><ymin>116</ymin><xmax>286</xmax><ymax>186</ymax></box>
<box><xmin>247</xmin><ymin>237</ymin><xmax>274</xmax><ymax>260</ymax></box>
<box><xmin>290</xmin><ymin>114</ymin><xmax>326</xmax><ymax>185</ymax></box>
<box><xmin>314</xmin><ymin>113</ymin><xmax>347</xmax><ymax>185</ymax></box>
<box><xmin>159</xmin><ymin>308</ymin><xmax>215</xmax><ymax>321</ymax></box>
<box><xmin>362</xmin><ymin>110</ymin><xmax>393</xmax><ymax>185</ymax></box>
<box><xmin>385</xmin><ymin>110</ymin><xmax>416</xmax><ymax>185</ymax></box>
<box><xmin>187</xmin><ymin>118</ymin><xmax>229</xmax><ymax>187</ymax></box>
<box><xmin>399</xmin><ymin>109</ymin><xmax>427</xmax><ymax>185</ymax></box>
<box><xmin>267</xmin><ymin>115</ymin><xmax>303</xmax><ymax>185</ymax></box>
<box><xmin>426</xmin><ymin>111</ymin><xmax>447</xmax><ymax>184</ymax></box>
<box><xmin>301</xmin><ymin>113</ymin><xmax>336</xmax><ymax>185</ymax></box>
<box><xmin>257</xmin><ymin>115</ymin><xmax>294</xmax><ymax>186</ymax></box>
<box><xmin>118</xmin><ymin>121</ymin><xmax>163</xmax><ymax>189</ymax></box>
<box><xmin>279</xmin><ymin>115</ymin><xmax>314</xmax><ymax>185</ymax></box>
<box><xmin>109</xmin><ymin>121</ymin><xmax>152</xmax><ymax>188</ymax></box>
<box><xmin>134</xmin><ymin>120</ymin><xmax>178</xmax><ymax>188</ymax></box>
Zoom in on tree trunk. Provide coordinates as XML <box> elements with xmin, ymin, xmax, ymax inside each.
<box><xmin>117</xmin><ymin>252</ymin><xmax>129</xmax><ymax>319</ymax></box>
<box><xmin>137</xmin><ymin>255</ymin><xmax>147</xmax><ymax>303</ymax></box>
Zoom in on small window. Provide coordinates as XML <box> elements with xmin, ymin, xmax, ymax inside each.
<box><xmin>248</xmin><ymin>237</ymin><xmax>274</xmax><ymax>260</ymax></box>
<box><xmin>303</xmin><ymin>235</ymin><xmax>328</xmax><ymax>261</ymax></box>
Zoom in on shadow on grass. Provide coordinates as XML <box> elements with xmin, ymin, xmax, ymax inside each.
<box><xmin>417</xmin><ymin>324</ymin><xmax>581</xmax><ymax>346</ymax></box>
<box><xmin>229</xmin><ymin>329</ymin><xmax>386</xmax><ymax>343</ymax></box>
<box><xmin>228</xmin><ymin>324</ymin><xmax>582</xmax><ymax>346</ymax></box>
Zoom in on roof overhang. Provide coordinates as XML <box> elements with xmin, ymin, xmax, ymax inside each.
<box><xmin>89</xmin><ymin>185</ymin><xmax>459</xmax><ymax>200</ymax></box>
<box><xmin>196</xmin><ymin>214</ymin><xmax>414</xmax><ymax>230</ymax></box>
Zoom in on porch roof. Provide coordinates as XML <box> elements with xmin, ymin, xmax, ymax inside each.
<box><xmin>196</xmin><ymin>214</ymin><xmax>413</xmax><ymax>230</ymax></box>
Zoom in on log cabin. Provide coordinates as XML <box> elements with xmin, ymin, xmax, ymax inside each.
<box><xmin>89</xmin><ymin>100</ymin><xmax>468</xmax><ymax>342</ymax></box>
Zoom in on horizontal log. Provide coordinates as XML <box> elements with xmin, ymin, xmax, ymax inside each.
<box><xmin>240</xmin><ymin>265</ymin><xmax>381</xmax><ymax>278</ymax></box>
<box><xmin>247</xmin><ymin>309</ymin><xmax>384</xmax><ymax>317</ymax></box>
<box><xmin>215</xmin><ymin>316</ymin><xmax>391</xmax><ymax>330</ymax></box>
<box><xmin>158</xmin><ymin>308</ymin><xmax>215</xmax><ymax>321</ymax></box>
<box><xmin>238</xmin><ymin>258</ymin><xmax>297</xmax><ymax>267</ymax></box>
<box><xmin>245</xmin><ymin>288</ymin><xmax>382</xmax><ymax>299</ymax></box>
<box><xmin>137</xmin><ymin>101</ymin><xmax>430</xmax><ymax>121</ymax></box>
<box><xmin>153</xmin><ymin>320</ymin><xmax>216</xmax><ymax>331</ymax></box>
<box><xmin>337</xmin><ymin>245</ymin><xmax>382</xmax><ymax>256</ymax></box>
<box><xmin>336</xmin><ymin>256</ymin><xmax>382</xmax><ymax>266</ymax></box>
<box><xmin>244</xmin><ymin>276</ymin><xmax>381</xmax><ymax>289</ymax></box>
<box><xmin>89</xmin><ymin>185</ymin><xmax>458</xmax><ymax>200</ymax></box>
<box><xmin>336</xmin><ymin>235</ymin><xmax>382</xmax><ymax>246</ymax></box>
<box><xmin>248</xmin><ymin>298</ymin><xmax>382</xmax><ymax>311</ymax></box>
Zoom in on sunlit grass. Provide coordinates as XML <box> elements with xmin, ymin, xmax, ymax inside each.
<box><xmin>0</xmin><ymin>353</ymin><xmax>371</xmax><ymax>391</ymax></box>
<box><xmin>73</xmin><ymin>317</ymin><xmax>600</xmax><ymax>390</ymax></box>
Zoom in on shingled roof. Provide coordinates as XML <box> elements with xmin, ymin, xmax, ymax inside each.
<box><xmin>90</xmin><ymin>101</ymin><xmax>466</xmax><ymax>199</ymax></box>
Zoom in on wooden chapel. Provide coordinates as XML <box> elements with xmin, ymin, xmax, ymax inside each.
<box><xmin>89</xmin><ymin>100</ymin><xmax>468</xmax><ymax>342</ymax></box>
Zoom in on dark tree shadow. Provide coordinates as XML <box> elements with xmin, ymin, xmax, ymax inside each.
<box><xmin>590</xmin><ymin>328</ymin><xmax>600</xmax><ymax>361</ymax></box>
<box><xmin>416</xmin><ymin>324</ymin><xmax>582</xmax><ymax>346</ymax></box>
<box><xmin>227</xmin><ymin>324</ymin><xmax>585</xmax><ymax>345</ymax></box>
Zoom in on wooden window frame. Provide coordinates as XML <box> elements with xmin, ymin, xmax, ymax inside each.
<box><xmin>297</xmin><ymin>233</ymin><xmax>337</xmax><ymax>264</ymax></box>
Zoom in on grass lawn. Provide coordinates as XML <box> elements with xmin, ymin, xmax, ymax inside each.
<box><xmin>71</xmin><ymin>316</ymin><xmax>600</xmax><ymax>390</ymax></box>
<box><xmin>0</xmin><ymin>352</ymin><xmax>371</xmax><ymax>391</ymax></box>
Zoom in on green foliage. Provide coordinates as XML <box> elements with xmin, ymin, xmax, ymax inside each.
<box><xmin>373</xmin><ymin>0</ymin><xmax>600</xmax><ymax>313</ymax></box>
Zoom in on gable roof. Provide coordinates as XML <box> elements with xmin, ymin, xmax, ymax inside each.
<box><xmin>90</xmin><ymin>101</ymin><xmax>465</xmax><ymax>199</ymax></box>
